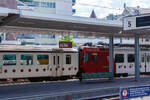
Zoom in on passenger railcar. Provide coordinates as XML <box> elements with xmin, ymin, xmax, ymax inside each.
<box><xmin>1</xmin><ymin>45</ymin><xmax>150</xmax><ymax>82</ymax></box>
<box><xmin>77</xmin><ymin>46</ymin><xmax>150</xmax><ymax>81</ymax></box>
<box><xmin>0</xmin><ymin>45</ymin><xmax>78</xmax><ymax>81</ymax></box>
<box><xmin>114</xmin><ymin>47</ymin><xmax>150</xmax><ymax>76</ymax></box>
<box><xmin>76</xmin><ymin>47</ymin><xmax>115</xmax><ymax>82</ymax></box>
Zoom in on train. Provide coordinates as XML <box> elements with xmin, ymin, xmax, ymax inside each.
<box><xmin>0</xmin><ymin>45</ymin><xmax>150</xmax><ymax>82</ymax></box>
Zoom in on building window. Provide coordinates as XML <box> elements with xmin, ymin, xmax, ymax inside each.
<box><xmin>3</xmin><ymin>54</ymin><xmax>16</xmax><ymax>65</ymax></box>
<box><xmin>37</xmin><ymin>55</ymin><xmax>49</xmax><ymax>65</ymax></box>
<box><xmin>145</xmin><ymin>38</ymin><xmax>149</xmax><ymax>42</ymax></box>
<box><xmin>19</xmin><ymin>0</ymin><xmax>56</xmax><ymax>8</ymax></box>
<box><xmin>21</xmin><ymin>54</ymin><xmax>33</xmax><ymax>65</ymax></box>
<box><xmin>72</xmin><ymin>9</ymin><xmax>76</xmax><ymax>13</ymax></box>
<box><xmin>66</xmin><ymin>55</ymin><xmax>71</xmax><ymax>64</ymax></box>
<box><xmin>115</xmin><ymin>54</ymin><xmax>124</xmax><ymax>63</ymax></box>
<box><xmin>41</xmin><ymin>2</ymin><xmax>47</xmax><ymax>7</ymax></box>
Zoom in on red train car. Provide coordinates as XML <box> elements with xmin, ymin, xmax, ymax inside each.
<box><xmin>77</xmin><ymin>47</ymin><xmax>116</xmax><ymax>82</ymax></box>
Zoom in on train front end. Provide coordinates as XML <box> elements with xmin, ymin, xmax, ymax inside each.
<box><xmin>77</xmin><ymin>47</ymin><xmax>114</xmax><ymax>82</ymax></box>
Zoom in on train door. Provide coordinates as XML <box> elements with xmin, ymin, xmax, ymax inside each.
<box><xmin>115</xmin><ymin>53</ymin><xmax>125</xmax><ymax>75</ymax></box>
<box><xmin>141</xmin><ymin>53</ymin><xmax>150</xmax><ymax>73</ymax></box>
<box><xmin>0</xmin><ymin>53</ymin><xmax>2</xmax><ymax>78</ymax></box>
<box><xmin>127</xmin><ymin>53</ymin><xmax>135</xmax><ymax>75</ymax></box>
<box><xmin>64</xmin><ymin>53</ymin><xmax>73</xmax><ymax>76</ymax></box>
<box><xmin>146</xmin><ymin>53</ymin><xmax>150</xmax><ymax>73</ymax></box>
<box><xmin>52</xmin><ymin>53</ymin><xmax>63</xmax><ymax>77</ymax></box>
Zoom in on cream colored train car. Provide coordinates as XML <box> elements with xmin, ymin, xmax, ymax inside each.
<box><xmin>114</xmin><ymin>47</ymin><xmax>150</xmax><ymax>76</ymax></box>
<box><xmin>0</xmin><ymin>45</ymin><xmax>78</xmax><ymax>81</ymax></box>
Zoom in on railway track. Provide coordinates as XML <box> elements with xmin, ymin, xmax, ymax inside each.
<box><xmin>0</xmin><ymin>78</ymin><xmax>78</xmax><ymax>86</ymax></box>
<box><xmin>0</xmin><ymin>79</ymin><xmax>30</xmax><ymax>86</ymax></box>
<box><xmin>85</xmin><ymin>94</ymin><xmax>119</xmax><ymax>100</ymax></box>
<box><xmin>0</xmin><ymin>75</ymin><xmax>149</xmax><ymax>86</ymax></box>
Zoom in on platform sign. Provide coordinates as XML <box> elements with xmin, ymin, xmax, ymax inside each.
<box><xmin>120</xmin><ymin>85</ymin><xmax>150</xmax><ymax>99</ymax></box>
<box><xmin>59</xmin><ymin>42</ymin><xmax>72</xmax><ymax>48</ymax></box>
<box><xmin>123</xmin><ymin>14</ymin><xmax>150</xmax><ymax>31</ymax></box>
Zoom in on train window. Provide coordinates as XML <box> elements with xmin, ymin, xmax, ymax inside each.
<box><xmin>147</xmin><ymin>56</ymin><xmax>150</xmax><ymax>62</ymax></box>
<box><xmin>141</xmin><ymin>56</ymin><xmax>144</xmax><ymax>62</ymax></box>
<box><xmin>92</xmin><ymin>53</ymin><xmax>98</xmax><ymax>62</ymax></box>
<box><xmin>66</xmin><ymin>55</ymin><xmax>71</xmax><ymax>64</ymax></box>
<box><xmin>115</xmin><ymin>54</ymin><xmax>124</xmax><ymax>63</ymax></box>
<box><xmin>53</xmin><ymin>56</ymin><xmax>55</xmax><ymax>65</ymax></box>
<box><xmin>21</xmin><ymin>55</ymin><xmax>33</xmax><ymax>65</ymax></box>
<box><xmin>57</xmin><ymin>56</ymin><xmax>59</xmax><ymax>65</ymax></box>
<box><xmin>82</xmin><ymin>53</ymin><xmax>88</xmax><ymax>62</ymax></box>
<box><xmin>37</xmin><ymin>55</ymin><xmax>49</xmax><ymax>65</ymax></box>
<box><xmin>128</xmin><ymin>54</ymin><xmax>135</xmax><ymax>63</ymax></box>
<box><xmin>3</xmin><ymin>54</ymin><xmax>16</xmax><ymax>65</ymax></box>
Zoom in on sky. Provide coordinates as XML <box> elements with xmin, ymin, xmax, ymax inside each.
<box><xmin>74</xmin><ymin>0</ymin><xmax>150</xmax><ymax>18</ymax></box>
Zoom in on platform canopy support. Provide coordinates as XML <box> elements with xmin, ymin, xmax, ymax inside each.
<box><xmin>135</xmin><ymin>35</ymin><xmax>140</xmax><ymax>81</ymax></box>
<box><xmin>109</xmin><ymin>36</ymin><xmax>114</xmax><ymax>77</ymax></box>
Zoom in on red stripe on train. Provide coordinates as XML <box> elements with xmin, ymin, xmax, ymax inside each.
<box><xmin>1</xmin><ymin>65</ymin><xmax>2</xmax><ymax>73</ymax></box>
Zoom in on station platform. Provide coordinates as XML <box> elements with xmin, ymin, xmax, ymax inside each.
<box><xmin>0</xmin><ymin>76</ymin><xmax>150</xmax><ymax>100</ymax></box>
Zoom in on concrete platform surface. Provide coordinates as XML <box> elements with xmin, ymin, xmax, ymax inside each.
<box><xmin>0</xmin><ymin>77</ymin><xmax>150</xmax><ymax>100</ymax></box>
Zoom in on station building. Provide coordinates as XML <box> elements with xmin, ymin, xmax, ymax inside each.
<box><xmin>0</xmin><ymin>0</ymin><xmax>76</xmax><ymax>45</ymax></box>
<box><xmin>18</xmin><ymin>0</ymin><xmax>76</xmax><ymax>15</ymax></box>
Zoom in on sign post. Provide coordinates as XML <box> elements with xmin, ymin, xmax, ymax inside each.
<box><xmin>123</xmin><ymin>14</ymin><xmax>150</xmax><ymax>33</ymax></box>
<box><xmin>120</xmin><ymin>85</ymin><xmax>150</xmax><ymax>99</ymax></box>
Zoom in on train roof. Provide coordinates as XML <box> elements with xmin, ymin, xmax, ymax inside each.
<box><xmin>80</xmin><ymin>45</ymin><xmax>150</xmax><ymax>51</ymax></box>
<box><xmin>0</xmin><ymin>45</ymin><xmax>78</xmax><ymax>52</ymax></box>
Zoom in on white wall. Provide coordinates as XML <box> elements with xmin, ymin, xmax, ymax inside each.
<box><xmin>56</xmin><ymin>0</ymin><xmax>72</xmax><ymax>16</ymax></box>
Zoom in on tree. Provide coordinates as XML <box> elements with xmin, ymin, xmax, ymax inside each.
<box><xmin>59</xmin><ymin>35</ymin><xmax>76</xmax><ymax>45</ymax></box>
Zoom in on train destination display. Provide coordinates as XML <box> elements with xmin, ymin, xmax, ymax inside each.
<box><xmin>136</xmin><ymin>16</ymin><xmax>150</xmax><ymax>27</ymax></box>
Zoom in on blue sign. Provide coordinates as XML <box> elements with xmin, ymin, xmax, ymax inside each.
<box><xmin>120</xmin><ymin>85</ymin><xmax>150</xmax><ymax>99</ymax></box>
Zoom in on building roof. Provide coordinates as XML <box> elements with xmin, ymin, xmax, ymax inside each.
<box><xmin>0</xmin><ymin>8</ymin><xmax>122</xmax><ymax>37</ymax></box>
<box><xmin>90</xmin><ymin>10</ymin><xmax>97</xmax><ymax>18</ymax></box>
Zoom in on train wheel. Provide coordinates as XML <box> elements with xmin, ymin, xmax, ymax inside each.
<box><xmin>60</xmin><ymin>77</ymin><xmax>68</xmax><ymax>80</ymax></box>
<box><xmin>52</xmin><ymin>77</ymin><xmax>58</xmax><ymax>81</ymax></box>
<box><xmin>28</xmin><ymin>78</ymin><xmax>43</xmax><ymax>82</ymax></box>
<box><xmin>114</xmin><ymin>74</ymin><xmax>121</xmax><ymax>77</ymax></box>
<box><xmin>122</xmin><ymin>73</ymin><xmax>128</xmax><ymax>77</ymax></box>
<box><xmin>0</xmin><ymin>79</ymin><xmax>7</xmax><ymax>82</ymax></box>
<box><xmin>12</xmin><ymin>78</ymin><xmax>17</xmax><ymax>82</ymax></box>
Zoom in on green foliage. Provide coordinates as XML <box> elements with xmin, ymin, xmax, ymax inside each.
<box><xmin>59</xmin><ymin>35</ymin><xmax>76</xmax><ymax>45</ymax></box>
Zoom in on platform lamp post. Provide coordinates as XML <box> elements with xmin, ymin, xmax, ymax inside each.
<box><xmin>135</xmin><ymin>35</ymin><xmax>140</xmax><ymax>81</ymax></box>
<box><xmin>109</xmin><ymin>36</ymin><xmax>114</xmax><ymax>78</ymax></box>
